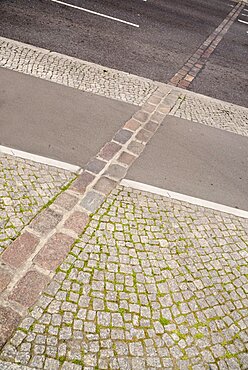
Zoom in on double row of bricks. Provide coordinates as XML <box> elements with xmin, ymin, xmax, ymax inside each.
<box><xmin>169</xmin><ymin>2</ymin><xmax>244</xmax><ymax>89</ymax></box>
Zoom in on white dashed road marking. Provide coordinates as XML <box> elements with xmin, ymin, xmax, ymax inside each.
<box><xmin>238</xmin><ymin>18</ymin><xmax>248</xmax><ymax>24</ymax></box>
<box><xmin>50</xmin><ymin>0</ymin><xmax>140</xmax><ymax>27</ymax></box>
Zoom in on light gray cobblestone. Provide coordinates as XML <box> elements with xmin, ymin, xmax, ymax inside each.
<box><xmin>0</xmin><ymin>153</ymin><xmax>75</xmax><ymax>254</ymax></box>
<box><xmin>0</xmin><ymin>361</ymin><xmax>34</xmax><ymax>370</ymax></box>
<box><xmin>0</xmin><ymin>37</ymin><xmax>157</xmax><ymax>106</ymax></box>
<box><xmin>170</xmin><ymin>92</ymin><xmax>248</xmax><ymax>136</ymax></box>
<box><xmin>1</xmin><ymin>186</ymin><xmax>248</xmax><ymax>368</ymax></box>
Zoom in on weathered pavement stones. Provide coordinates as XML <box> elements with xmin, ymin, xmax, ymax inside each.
<box><xmin>1</xmin><ymin>186</ymin><xmax>247</xmax><ymax>369</ymax></box>
<box><xmin>0</xmin><ymin>361</ymin><xmax>33</xmax><ymax>370</ymax></box>
<box><xmin>0</xmin><ymin>153</ymin><xmax>76</xmax><ymax>255</ymax></box>
<box><xmin>0</xmin><ymin>37</ymin><xmax>156</xmax><ymax>106</ymax></box>
<box><xmin>0</xmin><ymin>35</ymin><xmax>248</xmax><ymax>370</ymax></box>
<box><xmin>170</xmin><ymin>92</ymin><xmax>248</xmax><ymax>137</ymax></box>
<box><xmin>0</xmin><ymin>307</ymin><xmax>21</xmax><ymax>349</ymax></box>
<box><xmin>0</xmin><ymin>81</ymin><xmax>174</xmax><ymax>357</ymax></box>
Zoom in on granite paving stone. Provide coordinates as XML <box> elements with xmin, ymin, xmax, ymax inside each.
<box><xmin>9</xmin><ymin>270</ymin><xmax>50</xmax><ymax>307</ymax></box>
<box><xmin>0</xmin><ymin>37</ymin><xmax>156</xmax><ymax>106</ymax></box>
<box><xmin>170</xmin><ymin>93</ymin><xmax>248</xmax><ymax>136</ymax></box>
<box><xmin>0</xmin><ymin>153</ymin><xmax>75</xmax><ymax>255</ymax></box>
<box><xmin>1</xmin><ymin>185</ymin><xmax>247</xmax><ymax>369</ymax></box>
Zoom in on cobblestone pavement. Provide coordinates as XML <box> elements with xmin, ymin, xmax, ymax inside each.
<box><xmin>0</xmin><ymin>153</ymin><xmax>76</xmax><ymax>255</ymax></box>
<box><xmin>2</xmin><ymin>185</ymin><xmax>248</xmax><ymax>370</ymax></box>
<box><xmin>0</xmin><ymin>37</ymin><xmax>156</xmax><ymax>106</ymax></box>
<box><xmin>0</xmin><ymin>361</ymin><xmax>32</xmax><ymax>369</ymax></box>
<box><xmin>170</xmin><ymin>93</ymin><xmax>248</xmax><ymax>137</ymax></box>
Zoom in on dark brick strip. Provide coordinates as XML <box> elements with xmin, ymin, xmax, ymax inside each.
<box><xmin>169</xmin><ymin>2</ymin><xmax>245</xmax><ymax>89</ymax></box>
<box><xmin>0</xmin><ymin>84</ymin><xmax>181</xmax><ymax>348</ymax></box>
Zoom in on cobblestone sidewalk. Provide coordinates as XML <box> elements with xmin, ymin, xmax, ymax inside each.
<box><xmin>0</xmin><ymin>153</ymin><xmax>76</xmax><ymax>255</ymax></box>
<box><xmin>2</xmin><ymin>36</ymin><xmax>248</xmax><ymax>137</ymax></box>
<box><xmin>170</xmin><ymin>92</ymin><xmax>248</xmax><ymax>137</ymax></box>
<box><xmin>1</xmin><ymin>37</ymin><xmax>248</xmax><ymax>370</ymax></box>
<box><xmin>0</xmin><ymin>37</ymin><xmax>156</xmax><ymax>106</ymax></box>
<box><xmin>1</xmin><ymin>186</ymin><xmax>248</xmax><ymax>370</ymax></box>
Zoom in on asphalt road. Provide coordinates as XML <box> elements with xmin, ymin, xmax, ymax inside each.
<box><xmin>127</xmin><ymin>115</ymin><xmax>248</xmax><ymax>211</ymax></box>
<box><xmin>0</xmin><ymin>67</ymin><xmax>137</xmax><ymax>166</ymax></box>
<box><xmin>190</xmin><ymin>16</ymin><xmax>248</xmax><ymax>108</ymax></box>
<box><xmin>1</xmin><ymin>0</ymin><xmax>247</xmax><ymax>106</ymax></box>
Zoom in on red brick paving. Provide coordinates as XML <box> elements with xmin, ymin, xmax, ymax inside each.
<box><xmin>53</xmin><ymin>192</ymin><xmax>79</xmax><ymax>211</ymax></box>
<box><xmin>124</xmin><ymin>118</ymin><xmax>141</xmax><ymax>131</ymax></box>
<box><xmin>64</xmin><ymin>211</ymin><xmax>89</xmax><ymax>235</ymax></box>
<box><xmin>34</xmin><ymin>233</ymin><xmax>74</xmax><ymax>271</ymax></box>
<box><xmin>29</xmin><ymin>208</ymin><xmax>63</xmax><ymax>235</ymax></box>
<box><xmin>99</xmin><ymin>141</ymin><xmax>121</xmax><ymax>161</ymax></box>
<box><xmin>94</xmin><ymin>176</ymin><xmax>117</xmax><ymax>195</ymax></box>
<box><xmin>71</xmin><ymin>171</ymin><xmax>95</xmax><ymax>194</ymax></box>
<box><xmin>0</xmin><ymin>306</ymin><xmax>21</xmax><ymax>348</ymax></box>
<box><xmin>0</xmin><ymin>271</ymin><xmax>12</xmax><ymax>293</ymax></box>
<box><xmin>168</xmin><ymin>2</ymin><xmax>244</xmax><ymax>90</ymax></box>
<box><xmin>9</xmin><ymin>270</ymin><xmax>49</xmax><ymax>307</ymax></box>
<box><xmin>0</xmin><ymin>84</ymin><xmax>176</xmax><ymax>349</ymax></box>
<box><xmin>2</xmin><ymin>232</ymin><xmax>39</xmax><ymax>269</ymax></box>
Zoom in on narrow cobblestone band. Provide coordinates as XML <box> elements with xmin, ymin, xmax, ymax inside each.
<box><xmin>169</xmin><ymin>2</ymin><xmax>245</xmax><ymax>89</ymax></box>
<box><xmin>0</xmin><ymin>84</ymin><xmax>178</xmax><ymax>341</ymax></box>
<box><xmin>0</xmin><ymin>80</ymin><xmax>248</xmax><ymax>346</ymax></box>
<box><xmin>0</xmin><ymin>37</ymin><xmax>156</xmax><ymax>106</ymax></box>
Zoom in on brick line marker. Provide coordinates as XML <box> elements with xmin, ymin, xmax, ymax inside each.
<box><xmin>169</xmin><ymin>2</ymin><xmax>245</xmax><ymax>89</ymax></box>
<box><xmin>0</xmin><ymin>83</ymin><xmax>181</xmax><ymax>348</ymax></box>
<box><xmin>0</xmin><ymin>0</ymin><xmax>246</xmax><ymax>350</ymax></box>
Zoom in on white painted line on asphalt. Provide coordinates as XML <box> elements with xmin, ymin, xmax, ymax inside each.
<box><xmin>241</xmin><ymin>13</ymin><xmax>248</xmax><ymax>17</ymax></box>
<box><xmin>121</xmin><ymin>179</ymin><xmax>248</xmax><ymax>219</ymax></box>
<box><xmin>50</xmin><ymin>0</ymin><xmax>140</xmax><ymax>27</ymax></box>
<box><xmin>238</xmin><ymin>19</ymin><xmax>248</xmax><ymax>24</ymax></box>
<box><xmin>0</xmin><ymin>145</ymin><xmax>80</xmax><ymax>173</ymax></box>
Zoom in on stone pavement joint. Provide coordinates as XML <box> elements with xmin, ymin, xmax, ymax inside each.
<box><xmin>169</xmin><ymin>2</ymin><xmax>245</xmax><ymax>89</ymax></box>
<box><xmin>1</xmin><ymin>185</ymin><xmax>247</xmax><ymax>369</ymax></box>
<box><xmin>0</xmin><ymin>37</ymin><xmax>157</xmax><ymax>106</ymax></box>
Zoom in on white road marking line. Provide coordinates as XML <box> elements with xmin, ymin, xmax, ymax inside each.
<box><xmin>0</xmin><ymin>145</ymin><xmax>80</xmax><ymax>173</ymax></box>
<box><xmin>243</xmin><ymin>8</ymin><xmax>248</xmax><ymax>12</ymax></box>
<box><xmin>50</xmin><ymin>0</ymin><xmax>140</xmax><ymax>28</ymax></box>
<box><xmin>120</xmin><ymin>179</ymin><xmax>248</xmax><ymax>219</ymax></box>
<box><xmin>241</xmin><ymin>13</ymin><xmax>248</xmax><ymax>17</ymax></box>
<box><xmin>238</xmin><ymin>19</ymin><xmax>248</xmax><ymax>24</ymax></box>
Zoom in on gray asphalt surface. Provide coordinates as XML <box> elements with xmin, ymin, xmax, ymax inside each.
<box><xmin>1</xmin><ymin>0</ymin><xmax>247</xmax><ymax>106</ymax></box>
<box><xmin>0</xmin><ymin>67</ymin><xmax>137</xmax><ymax>166</ymax></box>
<box><xmin>127</xmin><ymin>116</ymin><xmax>248</xmax><ymax>211</ymax></box>
<box><xmin>190</xmin><ymin>17</ymin><xmax>248</xmax><ymax>108</ymax></box>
